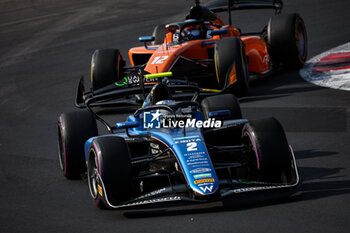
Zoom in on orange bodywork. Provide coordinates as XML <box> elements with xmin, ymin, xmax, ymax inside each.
<box><xmin>128</xmin><ymin>25</ymin><xmax>271</xmax><ymax>76</ymax></box>
<box><xmin>241</xmin><ymin>36</ymin><xmax>271</xmax><ymax>74</ymax></box>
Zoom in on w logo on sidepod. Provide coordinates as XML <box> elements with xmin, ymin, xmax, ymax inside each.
<box><xmin>199</xmin><ymin>185</ymin><xmax>214</xmax><ymax>193</ymax></box>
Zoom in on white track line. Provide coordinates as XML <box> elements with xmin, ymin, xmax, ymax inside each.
<box><xmin>299</xmin><ymin>42</ymin><xmax>350</xmax><ymax>91</ymax></box>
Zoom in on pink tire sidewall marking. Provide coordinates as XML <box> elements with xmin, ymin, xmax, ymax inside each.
<box><xmin>243</xmin><ymin>125</ymin><xmax>260</xmax><ymax>169</ymax></box>
<box><xmin>91</xmin><ymin>141</ymin><xmax>102</xmax><ymax>206</ymax></box>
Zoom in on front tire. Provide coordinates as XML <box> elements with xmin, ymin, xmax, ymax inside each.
<box><xmin>242</xmin><ymin>117</ymin><xmax>292</xmax><ymax>183</ymax></box>
<box><xmin>87</xmin><ymin>136</ymin><xmax>132</xmax><ymax>209</ymax></box>
<box><xmin>91</xmin><ymin>49</ymin><xmax>125</xmax><ymax>90</ymax></box>
<box><xmin>201</xmin><ymin>94</ymin><xmax>242</xmax><ymax>120</ymax></box>
<box><xmin>58</xmin><ymin>111</ymin><xmax>98</xmax><ymax>179</ymax></box>
<box><xmin>214</xmin><ymin>37</ymin><xmax>250</xmax><ymax>96</ymax></box>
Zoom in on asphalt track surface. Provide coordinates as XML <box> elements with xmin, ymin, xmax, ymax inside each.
<box><xmin>1</xmin><ymin>0</ymin><xmax>350</xmax><ymax>232</ymax></box>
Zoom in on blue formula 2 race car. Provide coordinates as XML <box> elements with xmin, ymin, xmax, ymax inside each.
<box><xmin>57</xmin><ymin>72</ymin><xmax>299</xmax><ymax>209</ymax></box>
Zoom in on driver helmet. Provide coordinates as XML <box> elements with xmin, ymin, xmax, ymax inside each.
<box><xmin>155</xmin><ymin>99</ymin><xmax>175</xmax><ymax>105</ymax></box>
<box><xmin>143</xmin><ymin>83</ymin><xmax>173</xmax><ymax>107</ymax></box>
<box><xmin>183</xmin><ymin>24</ymin><xmax>202</xmax><ymax>40</ymax></box>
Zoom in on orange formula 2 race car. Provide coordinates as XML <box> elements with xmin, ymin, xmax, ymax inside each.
<box><xmin>90</xmin><ymin>0</ymin><xmax>307</xmax><ymax>96</ymax></box>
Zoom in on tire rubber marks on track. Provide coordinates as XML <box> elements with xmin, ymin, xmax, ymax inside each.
<box><xmin>300</xmin><ymin>42</ymin><xmax>350</xmax><ymax>91</ymax></box>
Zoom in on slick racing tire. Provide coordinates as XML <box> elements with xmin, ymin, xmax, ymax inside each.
<box><xmin>202</xmin><ymin>94</ymin><xmax>243</xmax><ymax>145</ymax></box>
<box><xmin>91</xmin><ymin>49</ymin><xmax>125</xmax><ymax>90</ymax></box>
<box><xmin>201</xmin><ymin>94</ymin><xmax>242</xmax><ymax>120</ymax></box>
<box><xmin>242</xmin><ymin>117</ymin><xmax>293</xmax><ymax>183</ymax></box>
<box><xmin>267</xmin><ymin>13</ymin><xmax>308</xmax><ymax>68</ymax></box>
<box><xmin>151</xmin><ymin>24</ymin><xmax>167</xmax><ymax>45</ymax></box>
<box><xmin>214</xmin><ymin>37</ymin><xmax>250</xmax><ymax>96</ymax></box>
<box><xmin>58</xmin><ymin>111</ymin><xmax>98</xmax><ymax>179</ymax></box>
<box><xmin>87</xmin><ymin>136</ymin><xmax>132</xmax><ymax>209</ymax></box>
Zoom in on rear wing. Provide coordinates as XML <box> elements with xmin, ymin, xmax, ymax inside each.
<box><xmin>206</xmin><ymin>0</ymin><xmax>283</xmax><ymax>14</ymax></box>
<box><xmin>75</xmin><ymin>72</ymin><xmax>203</xmax><ymax>133</ymax></box>
<box><xmin>75</xmin><ymin>73</ymin><xmax>202</xmax><ymax>109</ymax></box>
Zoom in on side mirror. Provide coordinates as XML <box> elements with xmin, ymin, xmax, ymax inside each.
<box><xmin>138</xmin><ymin>36</ymin><xmax>155</xmax><ymax>49</ymax></box>
<box><xmin>209</xmin><ymin>29</ymin><xmax>229</xmax><ymax>36</ymax></box>
<box><xmin>138</xmin><ymin>36</ymin><xmax>155</xmax><ymax>42</ymax></box>
<box><xmin>208</xmin><ymin>110</ymin><xmax>231</xmax><ymax>118</ymax></box>
<box><xmin>115</xmin><ymin>121</ymin><xmax>140</xmax><ymax>129</ymax></box>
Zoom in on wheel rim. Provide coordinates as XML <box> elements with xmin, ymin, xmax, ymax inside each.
<box><xmin>296</xmin><ymin>21</ymin><xmax>306</xmax><ymax>60</ymax></box>
<box><xmin>57</xmin><ymin>125</ymin><xmax>65</xmax><ymax>172</ymax></box>
<box><xmin>88</xmin><ymin>151</ymin><xmax>100</xmax><ymax>199</ymax></box>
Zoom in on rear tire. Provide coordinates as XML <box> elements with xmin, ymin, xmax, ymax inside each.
<box><xmin>91</xmin><ymin>49</ymin><xmax>125</xmax><ymax>90</ymax></box>
<box><xmin>201</xmin><ymin>94</ymin><xmax>242</xmax><ymax>120</ymax></box>
<box><xmin>267</xmin><ymin>13</ymin><xmax>308</xmax><ymax>68</ymax></box>
<box><xmin>202</xmin><ymin>94</ymin><xmax>242</xmax><ymax>146</ymax></box>
<box><xmin>87</xmin><ymin>136</ymin><xmax>132</xmax><ymax>209</ymax></box>
<box><xmin>58</xmin><ymin>111</ymin><xmax>98</xmax><ymax>179</ymax></box>
<box><xmin>151</xmin><ymin>24</ymin><xmax>167</xmax><ymax>45</ymax></box>
<box><xmin>242</xmin><ymin>117</ymin><xmax>292</xmax><ymax>183</ymax></box>
<box><xmin>214</xmin><ymin>37</ymin><xmax>250</xmax><ymax>96</ymax></box>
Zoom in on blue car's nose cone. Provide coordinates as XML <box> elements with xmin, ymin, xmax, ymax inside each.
<box><xmin>150</xmin><ymin>129</ymin><xmax>219</xmax><ymax>196</ymax></box>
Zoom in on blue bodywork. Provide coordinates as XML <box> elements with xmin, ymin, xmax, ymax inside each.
<box><xmin>84</xmin><ymin>105</ymin><xmax>220</xmax><ymax>196</ymax></box>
